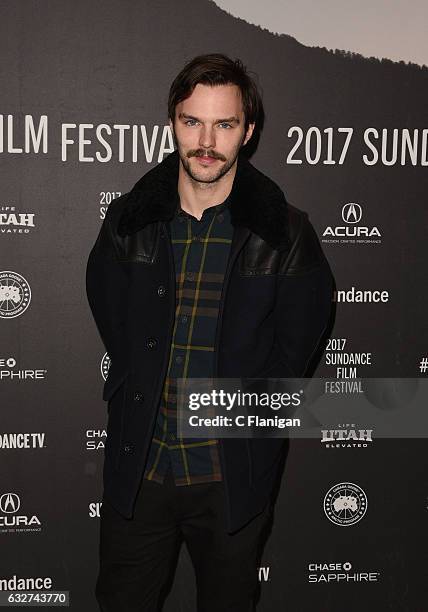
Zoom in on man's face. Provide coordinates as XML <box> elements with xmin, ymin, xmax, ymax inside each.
<box><xmin>170</xmin><ymin>83</ymin><xmax>255</xmax><ymax>184</ymax></box>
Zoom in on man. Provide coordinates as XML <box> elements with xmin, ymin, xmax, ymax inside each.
<box><xmin>86</xmin><ymin>53</ymin><xmax>333</xmax><ymax>612</ymax></box>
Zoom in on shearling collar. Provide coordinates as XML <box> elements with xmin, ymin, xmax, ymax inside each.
<box><xmin>118</xmin><ymin>149</ymin><xmax>290</xmax><ymax>251</ymax></box>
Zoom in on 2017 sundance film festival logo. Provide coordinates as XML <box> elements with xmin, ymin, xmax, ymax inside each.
<box><xmin>0</xmin><ymin>271</ymin><xmax>31</xmax><ymax>318</ymax></box>
<box><xmin>0</xmin><ymin>493</ymin><xmax>42</xmax><ymax>534</ymax></box>
<box><xmin>322</xmin><ymin>202</ymin><xmax>381</xmax><ymax>245</ymax></box>
<box><xmin>323</xmin><ymin>482</ymin><xmax>367</xmax><ymax>526</ymax></box>
<box><xmin>324</xmin><ymin>337</ymin><xmax>374</xmax><ymax>379</ymax></box>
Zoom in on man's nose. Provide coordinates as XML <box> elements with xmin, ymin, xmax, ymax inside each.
<box><xmin>199</xmin><ymin>125</ymin><xmax>215</xmax><ymax>149</ymax></box>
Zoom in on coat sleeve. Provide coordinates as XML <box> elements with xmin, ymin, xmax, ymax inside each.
<box><xmin>85</xmin><ymin>202</ymin><xmax>129</xmax><ymax>367</ymax></box>
<box><xmin>274</xmin><ymin>213</ymin><xmax>334</xmax><ymax>378</ymax></box>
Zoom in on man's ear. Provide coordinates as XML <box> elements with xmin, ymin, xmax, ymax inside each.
<box><xmin>243</xmin><ymin>122</ymin><xmax>255</xmax><ymax>146</ymax></box>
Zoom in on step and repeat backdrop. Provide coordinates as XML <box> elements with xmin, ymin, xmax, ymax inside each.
<box><xmin>1</xmin><ymin>1</ymin><xmax>427</xmax><ymax>610</ymax></box>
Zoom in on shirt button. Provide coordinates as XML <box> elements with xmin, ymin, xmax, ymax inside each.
<box><xmin>217</xmin><ymin>213</ymin><xmax>224</xmax><ymax>222</ymax></box>
<box><xmin>146</xmin><ymin>338</ymin><xmax>157</xmax><ymax>349</ymax></box>
<box><xmin>134</xmin><ymin>391</ymin><xmax>144</xmax><ymax>402</ymax></box>
<box><xmin>175</xmin><ymin>355</ymin><xmax>183</xmax><ymax>364</ymax></box>
<box><xmin>170</xmin><ymin>434</ymin><xmax>176</xmax><ymax>441</ymax></box>
<box><xmin>157</xmin><ymin>285</ymin><xmax>166</xmax><ymax>297</ymax></box>
<box><xmin>123</xmin><ymin>443</ymin><xmax>134</xmax><ymax>454</ymax></box>
<box><xmin>186</xmin><ymin>272</ymin><xmax>194</xmax><ymax>281</ymax></box>
<box><xmin>181</xmin><ymin>315</ymin><xmax>188</xmax><ymax>324</ymax></box>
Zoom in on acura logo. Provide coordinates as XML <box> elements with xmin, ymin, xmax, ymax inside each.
<box><xmin>341</xmin><ymin>203</ymin><xmax>362</xmax><ymax>224</ymax></box>
<box><xmin>0</xmin><ymin>492</ymin><xmax>20</xmax><ymax>513</ymax></box>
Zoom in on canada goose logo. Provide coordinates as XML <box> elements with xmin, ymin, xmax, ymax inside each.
<box><xmin>0</xmin><ymin>271</ymin><xmax>31</xmax><ymax>318</ymax></box>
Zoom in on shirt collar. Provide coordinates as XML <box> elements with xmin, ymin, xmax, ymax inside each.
<box><xmin>174</xmin><ymin>190</ymin><xmax>232</xmax><ymax>220</ymax></box>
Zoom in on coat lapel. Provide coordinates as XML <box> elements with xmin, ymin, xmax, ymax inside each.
<box><xmin>117</xmin><ymin>149</ymin><xmax>290</xmax><ymax>252</ymax></box>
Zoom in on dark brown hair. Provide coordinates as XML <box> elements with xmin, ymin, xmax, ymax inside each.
<box><xmin>168</xmin><ymin>53</ymin><xmax>263</xmax><ymax>134</ymax></box>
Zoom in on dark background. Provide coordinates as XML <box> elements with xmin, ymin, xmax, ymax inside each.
<box><xmin>1</xmin><ymin>1</ymin><xmax>427</xmax><ymax>610</ymax></box>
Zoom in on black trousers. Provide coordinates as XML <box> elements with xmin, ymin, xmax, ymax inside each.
<box><xmin>95</xmin><ymin>464</ymin><xmax>273</xmax><ymax>612</ymax></box>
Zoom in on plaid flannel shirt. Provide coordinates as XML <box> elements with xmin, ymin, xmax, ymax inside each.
<box><xmin>143</xmin><ymin>190</ymin><xmax>234</xmax><ymax>485</ymax></box>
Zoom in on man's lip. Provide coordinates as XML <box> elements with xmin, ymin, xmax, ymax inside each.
<box><xmin>196</xmin><ymin>155</ymin><xmax>218</xmax><ymax>164</ymax></box>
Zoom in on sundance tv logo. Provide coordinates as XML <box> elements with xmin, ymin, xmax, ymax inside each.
<box><xmin>0</xmin><ymin>433</ymin><xmax>46</xmax><ymax>449</ymax></box>
<box><xmin>322</xmin><ymin>203</ymin><xmax>381</xmax><ymax>245</ymax></box>
<box><xmin>0</xmin><ymin>493</ymin><xmax>42</xmax><ymax>534</ymax></box>
<box><xmin>0</xmin><ymin>271</ymin><xmax>31</xmax><ymax>318</ymax></box>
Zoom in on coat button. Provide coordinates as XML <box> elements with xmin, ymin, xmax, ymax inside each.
<box><xmin>146</xmin><ymin>338</ymin><xmax>157</xmax><ymax>349</ymax></box>
<box><xmin>157</xmin><ymin>285</ymin><xmax>166</xmax><ymax>297</ymax></box>
<box><xmin>134</xmin><ymin>391</ymin><xmax>144</xmax><ymax>402</ymax></box>
<box><xmin>123</xmin><ymin>443</ymin><xmax>134</xmax><ymax>454</ymax></box>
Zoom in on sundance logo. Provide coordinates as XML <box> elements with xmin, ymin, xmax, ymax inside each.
<box><xmin>89</xmin><ymin>502</ymin><xmax>102</xmax><ymax>518</ymax></box>
<box><xmin>0</xmin><ymin>575</ymin><xmax>53</xmax><ymax>591</ymax></box>
<box><xmin>333</xmin><ymin>287</ymin><xmax>389</xmax><ymax>303</ymax></box>
<box><xmin>0</xmin><ymin>493</ymin><xmax>42</xmax><ymax>534</ymax></box>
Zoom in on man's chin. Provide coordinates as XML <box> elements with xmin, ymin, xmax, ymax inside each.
<box><xmin>184</xmin><ymin>158</ymin><xmax>228</xmax><ymax>183</ymax></box>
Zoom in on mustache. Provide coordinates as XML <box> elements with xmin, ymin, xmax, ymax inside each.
<box><xmin>187</xmin><ymin>149</ymin><xmax>226</xmax><ymax>161</ymax></box>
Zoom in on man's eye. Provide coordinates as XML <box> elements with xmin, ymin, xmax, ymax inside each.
<box><xmin>219</xmin><ymin>123</ymin><xmax>232</xmax><ymax>129</ymax></box>
<box><xmin>185</xmin><ymin>119</ymin><xmax>198</xmax><ymax>126</ymax></box>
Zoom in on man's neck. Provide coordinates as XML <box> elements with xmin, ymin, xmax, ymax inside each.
<box><xmin>177</xmin><ymin>160</ymin><xmax>237</xmax><ymax>220</ymax></box>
